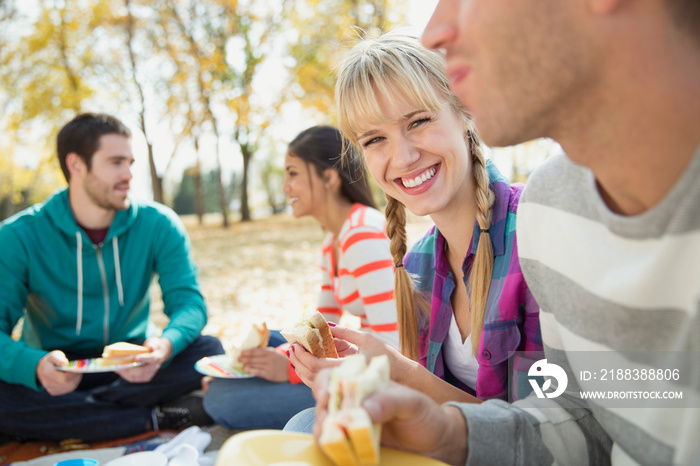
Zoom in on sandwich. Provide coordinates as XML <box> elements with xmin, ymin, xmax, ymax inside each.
<box><xmin>318</xmin><ymin>354</ymin><xmax>390</xmax><ymax>466</ymax></box>
<box><xmin>101</xmin><ymin>342</ymin><xmax>152</xmax><ymax>364</ymax></box>
<box><xmin>281</xmin><ymin>310</ymin><xmax>338</xmax><ymax>358</ymax></box>
<box><xmin>232</xmin><ymin>322</ymin><xmax>270</xmax><ymax>369</ymax></box>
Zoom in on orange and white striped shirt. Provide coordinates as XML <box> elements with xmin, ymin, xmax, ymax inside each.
<box><xmin>318</xmin><ymin>203</ymin><xmax>399</xmax><ymax>348</ymax></box>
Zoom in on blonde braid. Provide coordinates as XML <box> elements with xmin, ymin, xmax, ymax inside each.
<box><xmin>467</xmin><ymin>129</ymin><xmax>495</xmax><ymax>356</ymax></box>
<box><xmin>385</xmin><ymin>195</ymin><xmax>427</xmax><ymax>360</ymax></box>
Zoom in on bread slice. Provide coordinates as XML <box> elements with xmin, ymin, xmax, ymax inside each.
<box><xmin>281</xmin><ymin>310</ymin><xmax>338</xmax><ymax>358</ymax></box>
<box><xmin>102</xmin><ymin>342</ymin><xmax>151</xmax><ymax>359</ymax></box>
<box><xmin>319</xmin><ymin>414</ymin><xmax>357</xmax><ymax>466</ymax></box>
<box><xmin>318</xmin><ymin>355</ymin><xmax>390</xmax><ymax>466</ymax></box>
<box><xmin>281</xmin><ymin>325</ymin><xmax>326</xmax><ymax>358</ymax></box>
<box><xmin>346</xmin><ymin>409</ymin><xmax>381</xmax><ymax>465</ymax></box>
<box><xmin>303</xmin><ymin>310</ymin><xmax>339</xmax><ymax>358</ymax></box>
<box><xmin>232</xmin><ymin>322</ymin><xmax>270</xmax><ymax>369</ymax></box>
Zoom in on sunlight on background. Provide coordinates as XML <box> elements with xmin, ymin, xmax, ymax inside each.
<box><xmin>407</xmin><ymin>0</ymin><xmax>438</xmax><ymax>30</ymax></box>
<box><xmin>126</xmin><ymin>0</ymin><xmax>560</xmax><ymax>205</ymax></box>
<box><xmin>128</xmin><ymin>0</ymin><xmax>441</xmax><ymax>203</ymax></box>
<box><xmin>0</xmin><ymin>0</ymin><xmax>560</xmax><ymax>204</ymax></box>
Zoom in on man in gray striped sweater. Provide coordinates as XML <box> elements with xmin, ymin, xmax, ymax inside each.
<box><xmin>312</xmin><ymin>1</ymin><xmax>700</xmax><ymax>465</ymax></box>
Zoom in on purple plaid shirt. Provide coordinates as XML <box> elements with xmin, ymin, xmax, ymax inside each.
<box><xmin>405</xmin><ymin>161</ymin><xmax>542</xmax><ymax>401</ymax></box>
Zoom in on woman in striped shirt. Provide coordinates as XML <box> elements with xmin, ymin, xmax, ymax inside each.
<box><xmin>285</xmin><ymin>125</ymin><xmax>399</xmax><ymax>348</ymax></box>
<box><xmin>287</xmin><ymin>32</ymin><xmax>542</xmax><ymax>409</ymax></box>
<box><xmin>203</xmin><ymin>125</ymin><xmax>397</xmax><ymax>430</ymax></box>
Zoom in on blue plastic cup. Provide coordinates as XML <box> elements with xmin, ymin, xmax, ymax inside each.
<box><xmin>53</xmin><ymin>459</ymin><xmax>99</xmax><ymax>466</ymax></box>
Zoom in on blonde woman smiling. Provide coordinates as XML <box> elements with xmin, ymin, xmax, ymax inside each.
<box><xmin>287</xmin><ymin>33</ymin><xmax>542</xmax><ymax>415</ymax></box>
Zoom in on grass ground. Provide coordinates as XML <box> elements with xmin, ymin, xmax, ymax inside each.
<box><xmin>154</xmin><ymin>211</ymin><xmax>434</xmax><ymax>352</ymax></box>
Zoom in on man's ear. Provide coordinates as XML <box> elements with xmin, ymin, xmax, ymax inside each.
<box><xmin>66</xmin><ymin>153</ymin><xmax>86</xmax><ymax>179</ymax></box>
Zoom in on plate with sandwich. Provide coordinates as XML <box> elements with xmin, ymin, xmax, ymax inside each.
<box><xmin>281</xmin><ymin>310</ymin><xmax>338</xmax><ymax>358</ymax></box>
<box><xmin>56</xmin><ymin>342</ymin><xmax>150</xmax><ymax>373</ymax></box>
<box><xmin>195</xmin><ymin>322</ymin><xmax>270</xmax><ymax>378</ymax></box>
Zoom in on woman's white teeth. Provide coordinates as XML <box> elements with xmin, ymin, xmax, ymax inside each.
<box><xmin>402</xmin><ymin>166</ymin><xmax>437</xmax><ymax>188</ymax></box>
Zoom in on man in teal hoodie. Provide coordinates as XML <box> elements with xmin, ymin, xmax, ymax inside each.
<box><xmin>0</xmin><ymin>113</ymin><xmax>224</xmax><ymax>441</ymax></box>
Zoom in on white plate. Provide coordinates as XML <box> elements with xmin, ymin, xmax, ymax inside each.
<box><xmin>55</xmin><ymin>358</ymin><xmax>144</xmax><ymax>373</ymax></box>
<box><xmin>195</xmin><ymin>354</ymin><xmax>254</xmax><ymax>379</ymax></box>
<box><xmin>103</xmin><ymin>451</ymin><xmax>168</xmax><ymax>466</ymax></box>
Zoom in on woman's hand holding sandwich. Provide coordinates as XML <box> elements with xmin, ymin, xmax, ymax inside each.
<box><xmin>293</xmin><ymin>326</ymin><xmax>481</xmax><ymax>404</ymax></box>
<box><xmin>288</xmin><ymin>325</ymin><xmax>400</xmax><ymax>391</ymax></box>
<box><xmin>37</xmin><ymin>350</ymin><xmax>82</xmax><ymax>396</ymax></box>
<box><xmin>116</xmin><ymin>337</ymin><xmax>172</xmax><ymax>383</ymax></box>
<box><xmin>289</xmin><ymin>327</ymin><xmax>397</xmax><ymax>385</ymax></box>
<box><xmin>329</xmin><ymin>326</ymin><xmax>413</xmax><ymax>374</ymax></box>
<box><xmin>238</xmin><ymin>347</ymin><xmax>289</xmax><ymax>382</ymax></box>
<box><xmin>287</xmin><ymin>342</ymin><xmax>344</xmax><ymax>390</ymax></box>
<box><xmin>313</xmin><ymin>369</ymin><xmax>469</xmax><ymax>466</ymax></box>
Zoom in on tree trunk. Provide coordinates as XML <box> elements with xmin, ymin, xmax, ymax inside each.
<box><xmin>58</xmin><ymin>8</ymin><xmax>81</xmax><ymax>112</ymax></box>
<box><xmin>125</xmin><ymin>0</ymin><xmax>163</xmax><ymax>203</ymax></box>
<box><xmin>216</xmin><ymin>166</ymin><xmax>228</xmax><ymax>227</ymax></box>
<box><xmin>212</xmin><ymin>129</ymin><xmax>228</xmax><ymax>228</ymax></box>
<box><xmin>240</xmin><ymin>144</ymin><xmax>252</xmax><ymax>222</ymax></box>
<box><xmin>193</xmin><ymin>137</ymin><xmax>204</xmax><ymax>225</ymax></box>
<box><xmin>147</xmin><ymin>142</ymin><xmax>164</xmax><ymax>203</ymax></box>
<box><xmin>194</xmin><ymin>165</ymin><xmax>204</xmax><ymax>225</ymax></box>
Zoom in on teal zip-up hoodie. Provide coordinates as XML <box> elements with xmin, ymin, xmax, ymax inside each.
<box><xmin>0</xmin><ymin>188</ymin><xmax>207</xmax><ymax>390</ymax></box>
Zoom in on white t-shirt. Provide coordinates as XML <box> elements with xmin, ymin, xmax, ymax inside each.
<box><xmin>442</xmin><ymin>313</ymin><xmax>479</xmax><ymax>390</ymax></box>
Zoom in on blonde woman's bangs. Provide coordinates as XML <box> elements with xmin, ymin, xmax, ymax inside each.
<box><xmin>336</xmin><ymin>32</ymin><xmax>455</xmax><ymax>146</ymax></box>
<box><xmin>372</xmin><ymin>61</ymin><xmax>448</xmax><ymax>117</ymax></box>
<box><xmin>336</xmin><ymin>58</ymin><xmax>392</xmax><ymax>144</ymax></box>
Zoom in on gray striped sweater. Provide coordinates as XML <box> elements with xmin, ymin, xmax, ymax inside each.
<box><xmin>451</xmin><ymin>148</ymin><xmax>700</xmax><ymax>466</ymax></box>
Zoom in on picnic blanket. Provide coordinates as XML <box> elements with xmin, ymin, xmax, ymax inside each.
<box><xmin>0</xmin><ymin>430</ymin><xmax>178</xmax><ymax>465</ymax></box>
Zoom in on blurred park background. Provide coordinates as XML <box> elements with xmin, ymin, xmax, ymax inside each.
<box><xmin>0</xmin><ymin>0</ymin><xmax>560</xmax><ymax>348</ymax></box>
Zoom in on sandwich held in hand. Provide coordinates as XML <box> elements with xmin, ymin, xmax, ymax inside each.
<box><xmin>319</xmin><ymin>354</ymin><xmax>390</xmax><ymax>466</ymax></box>
<box><xmin>101</xmin><ymin>342</ymin><xmax>152</xmax><ymax>363</ymax></box>
<box><xmin>281</xmin><ymin>310</ymin><xmax>338</xmax><ymax>358</ymax></box>
<box><xmin>232</xmin><ymin>322</ymin><xmax>270</xmax><ymax>369</ymax></box>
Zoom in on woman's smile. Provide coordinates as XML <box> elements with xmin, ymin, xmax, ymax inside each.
<box><xmin>397</xmin><ymin>163</ymin><xmax>440</xmax><ymax>188</ymax></box>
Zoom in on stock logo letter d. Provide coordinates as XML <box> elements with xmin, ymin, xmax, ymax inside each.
<box><xmin>528</xmin><ymin>359</ymin><xmax>568</xmax><ymax>399</ymax></box>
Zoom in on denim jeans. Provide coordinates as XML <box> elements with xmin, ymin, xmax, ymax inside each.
<box><xmin>283</xmin><ymin>407</ymin><xmax>316</xmax><ymax>433</ymax></box>
<box><xmin>202</xmin><ymin>330</ymin><xmax>315</xmax><ymax>430</ymax></box>
<box><xmin>0</xmin><ymin>335</ymin><xmax>224</xmax><ymax>441</ymax></box>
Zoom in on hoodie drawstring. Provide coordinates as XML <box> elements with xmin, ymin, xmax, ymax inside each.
<box><xmin>113</xmin><ymin>236</ymin><xmax>124</xmax><ymax>307</ymax></box>
<box><xmin>75</xmin><ymin>233</ymin><xmax>125</xmax><ymax>337</ymax></box>
<box><xmin>76</xmin><ymin>232</ymin><xmax>83</xmax><ymax>336</ymax></box>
